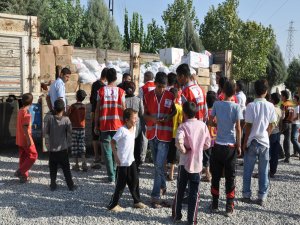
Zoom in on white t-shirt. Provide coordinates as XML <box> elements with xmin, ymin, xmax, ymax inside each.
<box><xmin>113</xmin><ymin>125</ymin><xmax>136</xmax><ymax>166</ymax></box>
<box><xmin>245</xmin><ymin>98</ymin><xmax>277</xmax><ymax>148</ymax></box>
<box><xmin>236</xmin><ymin>91</ymin><xmax>246</xmax><ymax>119</ymax></box>
<box><xmin>292</xmin><ymin>105</ymin><xmax>300</xmax><ymax>124</ymax></box>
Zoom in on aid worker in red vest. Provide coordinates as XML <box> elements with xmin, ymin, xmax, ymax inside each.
<box><xmin>176</xmin><ymin>63</ymin><xmax>207</xmax><ymax>121</ymax></box>
<box><xmin>138</xmin><ymin>71</ymin><xmax>156</xmax><ymax>165</ymax></box>
<box><xmin>94</xmin><ymin>68</ymin><xmax>126</xmax><ymax>183</ymax></box>
<box><xmin>144</xmin><ymin>72</ymin><xmax>177</xmax><ymax>208</ymax></box>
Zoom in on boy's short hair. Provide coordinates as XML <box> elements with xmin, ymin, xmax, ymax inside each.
<box><xmin>76</xmin><ymin>90</ymin><xmax>87</xmax><ymax>102</ymax></box>
<box><xmin>281</xmin><ymin>90</ymin><xmax>289</xmax><ymax>100</ymax></box>
<box><xmin>223</xmin><ymin>81</ymin><xmax>235</xmax><ymax>98</ymax></box>
<box><xmin>144</xmin><ymin>71</ymin><xmax>154</xmax><ymax>81</ymax></box>
<box><xmin>122</xmin><ymin>73</ymin><xmax>130</xmax><ymax>79</ymax></box>
<box><xmin>169</xmin><ymin>87</ymin><xmax>178</xmax><ymax>98</ymax></box>
<box><xmin>183</xmin><ymin>101</ymin><xmax>197</xmax><ymax>119</ymax></box>
<box><xmin>123</xmin><ymin>108</ymin><xmax>137</xmax><ymax>121</ymax></box>
<box><xmin>54</xmin><ymin>99</ymin><xmax>65</xmax><ymax>113</ymax></box>
<box><xmin>61</xmin><ymin>67</ymin><xmax>71</xmax><ymax>76</ymax></box>
<box><xmin>236</xmin><ymin>80</ymin><xmax>244</xmax><ymax>91</ymax></box>
<box><xmin>123</xmin><ymin>81</ymin><xmax>136</xmax><ymax>96</ymax></box>
<box><xmin>167</xmin><ymin>72</ymin><xmax>177</xmax><ymax>86</ymax></box>
<box><xmin>294</xmin><ymin>94</ymin><xmax>299</xmax><ymax>102</ymax></box>
<box><xmin>271</xmin><ymin>93</ymin><xmax>281</xmax><ymax>105</ymax></box>
<box><xmin>176</xmin><ymin>64</ymin><xmax>191</xmax><ymax>77</ymax></box>
<box><xmin>101</xmin><ymin>68</ymin><xmax>108</xmax><ymax>79</ymax></box>
<box><xmin>254</xmin><ymin>79</ymin><xmax>269</xmax><ymax>96</ymax></box>
<box><xmin>246</xmin><ymin>96</ymin><xmax>254</xmax><ymax>105</ymax></box>
<box><xmin>206</xmin><ymin>91</ymin><xmax>216</xmax><ymax>108</ymax></box>
<box><xmin>155</xmin><ymin>72</ymin><xmax>167</xmax><ymax>85</ymax></box>
<box><xmin>219</xmin><ymin>76</ymin><xmax>228</xmax><ymax>89</ymax></box>
<box><xmin>22</xmin><ymin>93</ymin><xmax>33</xmax><ymax>106</ymax></box>
<box><xmin>106</xmin><ymin>68</ymin><xmax>117</xmax><ymax>83</ymax></box>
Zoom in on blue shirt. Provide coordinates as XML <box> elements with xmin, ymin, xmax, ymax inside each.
<box><xmin>212</xmin><ymin>101</ymin><xmax>242</xmax><ymax>145</ymax></box>
<box><xmin>48</xmin><ymin>78</ymin><xmax>66</xmax><ymax>108</ymax></box>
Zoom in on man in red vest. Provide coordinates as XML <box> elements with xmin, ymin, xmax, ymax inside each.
<box><xmin>176</xmin><ymin>64</ymin><xmax>207</xmax><ymax>121</ymax></box>
<box><xmin>144</xmin><ymin>72</ymin><xmax>177</xmax><ymax>208</ymax></box>
<box><xmin>94</xmin><ymin>68</ymin><xmax>126</xmax><ymax>182</ymax></box>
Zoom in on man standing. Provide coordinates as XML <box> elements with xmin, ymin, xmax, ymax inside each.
<box><xmin>94</xmin><ymin>68</ymin><xmax>126</xmax><ymax>183</ymax></box>
<box><xmin>46</xmin><ymin>67</ymin><xmax>71</xmax><ymax>112</ymax></box>
<box><xmin>176</xmin><ymin>64</ymin><xmax>207</xmax><ymax>121</ymax></box>
<box><xmin>236</xmin><ymin>80</ymin><xmax>247</xmax><ymax>116</ymax></box>
<box><xmin>144</xmin><ymin>72</ymin><xmax>176</xmax><ymax>208</ymax></box>
<box><xmin>90</xmin><ymin>68</ymin><xmax>108</xmax><ymax>169</ymax></box>
<box><xmin>242</xmin><ymin>79</ymin><xmax>276</xmax><ymax>206</ymax></box>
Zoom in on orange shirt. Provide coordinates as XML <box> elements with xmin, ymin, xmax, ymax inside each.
<box><xmin>68</xmin><ymin>103</ymin><xmax>86</xmax><ymax>128</ymax></box>
<box><xmin>16</xmin><ymin>107</ymin><xmax>33</xmax><ymax>147</ymax></box>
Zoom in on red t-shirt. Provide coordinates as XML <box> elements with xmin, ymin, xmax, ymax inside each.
<box><xmin>68</xmin><ymin>103</ymin><xmax>86</xmax><ymax>128</ymax></box>
<box><xmin>16</xmin><ymin>107</ymin><xmax>33</xmax><ymax>147</ymax></box>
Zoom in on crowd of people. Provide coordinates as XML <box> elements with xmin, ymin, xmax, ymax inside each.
<box><xmin>13</xmin><ymin>63</ymin><xmax>300</xmax><ymax>225</ymax></box>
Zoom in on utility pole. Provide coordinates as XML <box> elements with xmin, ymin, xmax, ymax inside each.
<box><xmin>108</xmin><ymin>0</ymin><xmax>114</xmax><ymax>16</ymax></box>
<box><xmin>285</xmin><ymin>21</ymin><xmax>296</xmax><ymax>65</ymax></box>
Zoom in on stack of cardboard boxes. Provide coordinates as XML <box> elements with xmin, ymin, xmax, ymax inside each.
<box><xmin>196</xmin><ymin>64</ymin><xmax>223</xmax><ymax>93</ymax></box>
<box><xmin>39</xmin><ymin>40</ymin><xmax>79</xmax><ymax>93</ymax></box>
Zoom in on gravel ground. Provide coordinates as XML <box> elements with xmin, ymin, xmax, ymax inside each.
<box><xmin>0</xmin><ymin>148</ymin><xmax>300</xmax><ymax>225</ymax></box>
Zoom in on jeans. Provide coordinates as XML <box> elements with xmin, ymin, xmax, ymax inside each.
<box><xmin>172</xmin><ymin>166</ymin><xmax>200</xmax><ymax>224</ymax></box>
<box><xmin>101</xmin><ymin>131</ymin><xmax>117</xmax><ymax>182</ymax></box>
<box><xmin>243</xmin><ymin>140</ymin><xmax>269</xmax><ymax>200</ymax></box>
<box><xmin>149</xmin><ymin>137</ymin><xmax>169</xmax><ymax>200</ymax></box>
<box><xmin>282</xmin><ymin>123</ymin><xmax>291</xmax><ymax>159</ymax></box>
<box><xmin>291</xmin><ymin>124</ymin><xmax>300</xmax><ymax>155</ymax></box>
<box><xmin>269</xmin><ymin>133</ymin><xmax>281</xmax><ymax>175</ymax></box>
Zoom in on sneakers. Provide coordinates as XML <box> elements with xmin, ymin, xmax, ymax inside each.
<box><xmin>19</xmin><ymin>175</ymin><xmax>29</xmax><ymax>183</ymax></box>
<box><xmin>110</xmin><ymin>205</ymin><xmax>125</xmax><ymax>212</ymax></box>
<box><xmin>210</xmin><ymin>197</ymin><xmax>219</xmax><ymax>213</ymax></box>
<box><xmin>81</xmin><ymin>162</ymin><xmax>88</xmax><ymax>172</ymax></box>
<box><xmin>72</xmin><ymin>164</ymin><xmax>80</xmax><ymax>171</ymax></box>
<box><xmin>255</xmin><ymin>199</ymin><xmax>265</xmax><ymax>207</ymax></box>
<box><xmin>241</xmin><ymin>197</ymin><xmax>252</xmax><ymax>204</ymax></box>
<box><xmin>225</xmin><ymin>202</ymin><xmax>234</xmax><ymax>217</ymax></box>
<box><xmin>68</xmin><ymin>185</ymin><xmax>77</xmax><ymax>191</ymax></box>
<box><xmin>283</xmin><ymin>158</ymin><xmax>290</xmax><ymax>163</ymax></box>
<box><xmin>133</xmin><ymin>202</ymin><xmax>147</xmax><ymax>209</ymax></box>
<box><xmin>50</xmin><ymin>183</ymin><xmax>57</xmax><ymax>191</ymax></box>
<box><xmin>14</xmin><ymin>169</ymin><xmax>21</xmax><ymax>178</ymax></box>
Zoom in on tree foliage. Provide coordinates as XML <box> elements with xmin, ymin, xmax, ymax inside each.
<box><xmin>143</xmin><ymin>19</ymin><xmax>166</xmax><ymax>53</ymax></box>
<box><xmin>285</xmin><ymin>57</ymin><xmax>300</xmax><ymax>93</ymax></box>
<box><xmin>265</xmin><ymin>43</ymin><xmax>287</xmax><ymax>88</ymax></box>
<box><xmin>0</xmin><ymin>0</ymin><xmax>48</xmax><ymax>16</ymax></box>
<box><xmin>123</xmin><ymin>9</ymin><xmax>130</xmax><ymax>50</ymax></box>
<box><xmin>162</xmin><ymin>0</ymin><xmax>203</xmax><ymax>52</ymax></box>
<box><xmin>199</xmin><ymin>0</ymin><xmax>275</xmax><ymax>81</ymax></box>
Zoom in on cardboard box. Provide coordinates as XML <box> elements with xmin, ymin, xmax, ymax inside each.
<box><xmin>79</xmin><ymin>83</ymin><xmax>92</xmax><ymax>95</ymax></box>
<box><xmin>54</xmin><ymin>45</ymin><xmax>74</xmax><ymax>68</ymax></box>
<box><xmin>159</xmin><ymin>48</ymin><xmax>184</xmax><ymax>65</ymax></box>
<box><xmin>40</xmin><ymin>45</ymin><xmax>55</xmax><ymax>81</ymax></box>
<box><xmin>69</xmin><ymin>73</ymin><xmax>79</xmax><ymax>82</ymax></box>
<box><xmin>197</xmin><ymin>68</ymin><xmax>210</xmax><ymax>77</ymax></box>
<box><xmin>210</xmin><ymin>64</ymin><xmax>223</xmax><ymax>72</ymax></box>
<box><xmin>195</xmin><ymin>76</ymin><xmax>210</xmax><ymax>86</ymax></box>
<box><xmin>201</xmin><ymin>85</ymin><xmax>209</xmax><ymax>93</ymax></box>
<box><xmin>50</xmin><ymin>39</ymin><xmax>68</xmax><ymax>47</ymax></box>
<box><xmin>54</xmin><ymin>45</ymin><xmax>74</xmax><ymax>55</ymax></box>
<box><xmin>181</xmin><ymin>51</ymin><xmax>210</xmax><ymax>68</ymax></box>
<box><xmin>65</xmin><ymin>80</ymin><xmax>79</xmax><ymax>93</ymax></box>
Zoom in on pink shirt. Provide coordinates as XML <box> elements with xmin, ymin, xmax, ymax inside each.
<box><xmin>176</xmin><ymin>118</ymin><xmax>211</xmax><ymax>173</ymax></box>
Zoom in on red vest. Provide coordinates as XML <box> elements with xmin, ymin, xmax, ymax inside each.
<box><xmin>142</xmin><ymin>81</ymin><xmax>156</xmax><ymax>96</ymax></box>
<box><xmin>98</xmin><ymin>86</ymin><xmax>124</xmax><ymax>131</ymax></box>
<box><xmin>182</xmin><ymin>84</ymin><xmax>206</xmax><ymax>121</ymax></box>
<box><xmin>144</xmin><ymin>90</ymin><xmax>174</xmax><ymax>142</ymax></box>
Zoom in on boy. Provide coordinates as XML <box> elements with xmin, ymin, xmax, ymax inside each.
<box><xmin>144</xmin><ymin>72</ymin><xmax>177</xmax><ymax>208</ymax></box>
<box><xmin>167</xmin><ymin>88</ymin><xmax>183</xmax><ymax>181</ymax></box>
<box><xmin>45</xmin><ymin>99</ymin><xmax>76</xmax><ymax>191</ymax></box>
<box><xmin>172</xmin><ymin>102</ymin><xmax>211</xmax><ymax>225</ymax></box>
<box><xmin>108</xmin><ymin>108</ymin><xmax>147</xmax><ymax>212</ymax></box>
<box><xmin>15</xmin><ymin>93</ymin><xmax>38</xmax><ymax>183</ymax></box>
<box><xmin>242</xmin><ymin>79</ymin><xmax>276</xmax><ymax>206</ymax></box>
<box><xmin>68</xmin><ymin>90</ymin><xmax>88</xmax><ymax>171</ymax></box>
<box><xmin>209</xmin><ymin>80</ymin><xmax>242</xmax><ymax>216</ymax></box>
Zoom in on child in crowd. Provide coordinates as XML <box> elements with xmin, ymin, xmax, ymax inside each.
<box><xmin>108</xmin><ymin>108</ymin><xmax>147</xmax><ymax>212</ymax></box>
<box><xmin>68</xmin><ymin>90</ymin><xmax>88</xmax><ymax>171</ymax></box>
<box><xmin>202</xmin><ymin>91</ymin><xmax>217</xmax><ymax>182</ymax></box>
<box><xmin>15</xmin><ymin>93</ymin><xmax>38</xmax><ymax>183</ymax></box>
<box><xmin>172</xmin><ymin>102</ymin><xmax>211</xmax><ymax>225</ymax></box>
<box><xmin>167</xmin><ymin>88</ymin><xmax>183</xmax><ymax>181</ymax></box>
<box><xmin>45</xmin><ymin>99</ymin><xmax>76</xmax><ymax>191</ymax></box>
<box><xmin>209</xmin><ymin>81</ymin><xmax>242</xmax><ymax>216</ymax></box>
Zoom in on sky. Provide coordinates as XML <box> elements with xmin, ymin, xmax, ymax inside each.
<box><xmin>81</xmin><ymin>0</ymin><xmax>300</xmax><ymax>63</ymax></box>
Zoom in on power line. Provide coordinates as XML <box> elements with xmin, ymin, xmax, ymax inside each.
<box><xmin>265</xmin><ymin>0</ymin><xmax>289</xmax><ymax>23</ymax></box>
<box><xmin>247</xmin><ymin>0</ymin><xmax>263</xmax><ymax>20</ymax></box>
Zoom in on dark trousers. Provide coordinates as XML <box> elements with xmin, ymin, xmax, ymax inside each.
<box><xmin>210</xmin><ymin>144</ymin><xmax>237</xmax><ymax>200</ymax></box>
<box><xmin>269</xmin><ymin>133</ymin><xmax>281</xmax><ymax>175</ymax></box>
<box><xmin>49</xmin><ymin>150</ymin><xmax>74</xmax><ymax>188</ymax></box>
<box><xmin>172</xmin><ymin>166</ymin><xmax>200</xmax><ymax>224</ymax></box>
<box><xmin>203</xmin><ymin>148</ymin><xmax>212</xmax><ymax>168</ymax></box>
<box><xmin>107</xmin><ymin>161</ymin><xmax>140</xmax><ymax>209</ymax></box>
<box><xmin>134</xmin><ymin>132</ymin><xmax>143</xmax><ymax>169</ymax></box>
<box><xmin>282</xmin><ymin>123</ymin><xmax>291</xmax><ymax>159</ymax></box>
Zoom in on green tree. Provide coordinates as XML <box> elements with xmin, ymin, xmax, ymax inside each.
<box><xmin>78</xmin><ymin>0</ymin><xmax>122</xmax><ymax>49</ymax></box>
<box><xmin>162</xmin><ymin>0</ymin><xmax>202</xmax><ymax>52</ymax></box>
<box><xmin>40</xmin><ymin>0</ymin><xmax>84</xmax><ymax>45</ymax></box>
<box><xmin>123</xmin><ymin>9</ymin><xmax>130</xmax><ymax>50</ymax></box>
<box><xmin>143</xmin><ymin>19</ymin><xmax>166</xmax><ymax>53</ymax></box>
<box><xmin>0</xmin><ymin>0</ymin><xmax>48</xmax><ymax>16</ymax></box>
<box><xmin>285</xmin><ymin>57</ymin><xmax>300</xmax><ymax>93</ymax></box>
<box><xmin>200</xmin><ymin>0</ymin><xmax>275</xmax><ymax>81</ymax></box>
<box><xmin>265</xmin><ymin>43</ymin><xmax>287</xmax><ymax>88</ymax></box>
